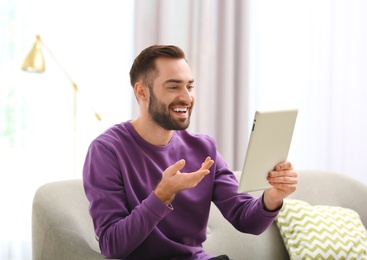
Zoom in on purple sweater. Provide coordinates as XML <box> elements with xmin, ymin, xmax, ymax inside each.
<box><xmin>83</xmin><ymin>121</ymin><xmax>279</xmax><ymax>259</ymax></box>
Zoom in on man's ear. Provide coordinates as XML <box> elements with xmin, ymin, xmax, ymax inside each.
<box><xmin>134</xmin><ymin>82</ymin><xmax>149</xmax><ymax>102</ymax></box>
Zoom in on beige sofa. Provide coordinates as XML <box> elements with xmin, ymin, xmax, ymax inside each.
<box><xmin>32</xmin><ymin>170</ymin><xmax>367</xmax><ymax>259</ymax></box>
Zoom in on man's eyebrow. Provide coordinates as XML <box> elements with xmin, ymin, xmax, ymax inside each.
<box><xmin>163</xmin><ymin>79</ymin><xmax>194</xmax><ymax>85</ymax></box>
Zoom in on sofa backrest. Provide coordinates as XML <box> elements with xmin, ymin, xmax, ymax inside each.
<box><xmin>203</xmin><ymin>170</ymin><xmax>367</xmax><ymax>259</ymax></box>
<box><xmin>32</xmin><ymin>170</ymin><xmax>367</xmax><ymax>259</ymax></box>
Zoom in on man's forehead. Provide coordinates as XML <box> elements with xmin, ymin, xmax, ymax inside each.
<box><xmin>155</xmin><ymin>58</ymin><xmax>193</xmax><ymax>81</ymax></box>
<box><xmin>155</xmin><ymin>57</ymin><xmax>187</xmax><ymax>68</ymax></box>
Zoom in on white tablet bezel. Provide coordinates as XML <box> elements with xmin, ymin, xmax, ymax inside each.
<box><xmin>237</xmin><ymin>109</ymin><xmax>298</xmax><ymax>193</ymax></box>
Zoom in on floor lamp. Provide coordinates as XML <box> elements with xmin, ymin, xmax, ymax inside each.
<box><xmin>21</xmin><ymin>35</ymin><xmax>101</xmax><ymax>175</ymax></box>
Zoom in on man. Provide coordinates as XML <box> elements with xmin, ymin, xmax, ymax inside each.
<box><xmin>83</xmin><ymin>45</ymin><xmax>298</xmax><ymax>260</ymax></box>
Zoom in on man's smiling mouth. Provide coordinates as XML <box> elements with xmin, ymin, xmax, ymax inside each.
<box><xmin>172</xmin><ymin>107</ymin><xmax>188</xmax><ymax>113</ymax></box>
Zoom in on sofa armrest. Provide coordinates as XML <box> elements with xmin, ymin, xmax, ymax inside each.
<box><xmin>32</xmin><ymin>180</ymin><xmax>116</xmax><ymax>260</ymax></box>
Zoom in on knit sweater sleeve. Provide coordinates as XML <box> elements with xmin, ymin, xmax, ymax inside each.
<box><xmin>212</xmin><ymin>153</ymin><xmax>279</xmax><ymax>235</ymax></box>
<box><xmin>83</xmin><ymin>140</ymin><xmax>172</xmax><ymax>259</ymax></box>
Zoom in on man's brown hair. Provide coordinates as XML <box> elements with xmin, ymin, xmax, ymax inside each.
<box><xmin>129</xmin><ymin>45</ymin><xmax>186</xmax><ymax>89</ymax></box>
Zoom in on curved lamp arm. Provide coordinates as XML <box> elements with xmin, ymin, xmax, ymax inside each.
<box><xmin>22</xmin><ymin>35</ymin><xmax>101</xmax><ymax>121</ymax></box>
<box><xmin>22</xmin><ymin>35</ymin><xmax>101</xmax><ymax>175</ymax></box>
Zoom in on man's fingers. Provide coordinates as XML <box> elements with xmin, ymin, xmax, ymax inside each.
<box><xmin>275</xmin><ymin>161</ymin><xmax>293</xmax><ymax>171</ymax></box>
<box><xmin>183</xmin><ymin>169</ymin><xmax>211</xmax><ymax>188</ymax></box>
<box><xmin>165</xmin><ymin>157</ymin><xmax>213</xmax><ymax>180</ymax></box>
<box><xmin>196</xmin><ymin>169</ymin><xmax>211</xmax><ymax>176</ymax></box>
<box><xmin>268</xmin><ymin>175</ymin><xmax>298</xmax><ymax>185</ymax></box>
<box><xmin>200</xmin><ymin>156</ymin><xmax>214</xmax><ymax>170</ymax></box>
<box><xmin>268</xmin><ymin>169</ymin><xmax>298</xmax><ymax>178</ymax></box>
<box><xmin>165</xmin><ymin>159</ymin><xmax>186</xmax><ymax>176</ymax></box>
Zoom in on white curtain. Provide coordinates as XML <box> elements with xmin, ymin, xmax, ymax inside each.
<box><xmin>0</xmin><ymin>1</ymin><xmax>134</xmax><ymax>259</ymax></box>
<box><xmin>134</xmin><ymin>0</ymin><xmax>367</xmax><ymax>186</ymax></box>
<box><xmin>249</xmin><ymin>0</ymin><xmax>367</xmax><ymax>185</ymax></box>
<box><xmin>134</xmin><ymin>0</ymin><xmax>251</xmax><ymax>171</ymax></box>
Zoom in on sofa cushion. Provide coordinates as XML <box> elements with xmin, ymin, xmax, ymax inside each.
<box><xmin>275</xmin><ymin>199</ymin><xmax>367</xmax><ymax>259</ymax></box>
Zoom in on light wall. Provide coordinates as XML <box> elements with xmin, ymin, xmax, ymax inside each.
<box><xmin>0</xmin><ymin>1</ymin><xmax>134</xmax><ymax>259</ymax></box>
<box><xmin>249</xmin><ymin>0</ymin><xmax>367</xmax><ymax>185</ymax></box>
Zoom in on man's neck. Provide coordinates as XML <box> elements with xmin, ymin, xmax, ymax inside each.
<box><xmin>131</xmin><ymin>117</ymin><xmax>174</xmax><ymax>146</ymax></box>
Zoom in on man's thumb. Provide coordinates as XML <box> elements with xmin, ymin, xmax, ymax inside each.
<box><xmin>171</xmin><ymin>159</ymin><xmax>185</xmax><ymax>172</ymax></box>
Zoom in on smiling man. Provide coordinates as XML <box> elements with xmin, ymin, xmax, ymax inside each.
<box><xmin>83</xmin><ymin>45</ymin><xmax>298</xmax><ymax>260</ymax></box>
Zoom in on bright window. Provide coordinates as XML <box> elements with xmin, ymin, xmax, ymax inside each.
<box><xmin>0</xmin><ymin>1</ymin><xmax>134</xmax><ymax>258</ymax></box>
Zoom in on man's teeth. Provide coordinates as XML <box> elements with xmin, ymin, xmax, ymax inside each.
<box><xmin>173</xmin><ymin>108</ymin><xmax>187</xmax><ymax>112</ymax></box>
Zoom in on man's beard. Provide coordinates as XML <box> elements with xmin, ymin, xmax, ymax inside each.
<box><xmin>148</xmin><ymin>91</ymin><xmax>192</xmax><ymax>130</ymax></box>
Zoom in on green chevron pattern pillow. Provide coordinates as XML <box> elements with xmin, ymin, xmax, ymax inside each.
<box><xmin>275</xmin><ymin>199</ymin><xmax>367</xmax><ymax>259</ymax></box>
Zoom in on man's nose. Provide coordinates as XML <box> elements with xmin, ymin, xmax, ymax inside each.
<box><xmin>179</xmin><ymin>88</ymin><xmax>193</xmax><ymax>103</ymax></box>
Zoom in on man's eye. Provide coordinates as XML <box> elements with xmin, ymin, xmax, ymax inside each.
<box><xmin>187</xmin><ymin>85</ymin><xmax>194</xmax><ymax>90</ymax></box>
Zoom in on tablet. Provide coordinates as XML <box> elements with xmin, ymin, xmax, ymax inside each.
<box><xmin>237</xmin><ymin>109</ymin><xmax>298</xmax><ymax>193</ymax></box>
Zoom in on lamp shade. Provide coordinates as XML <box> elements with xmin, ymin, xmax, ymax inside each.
<box><xmin>21</xmin><ymin>35</ymin><xmax>45</xmax><ymax>72</ymax></box>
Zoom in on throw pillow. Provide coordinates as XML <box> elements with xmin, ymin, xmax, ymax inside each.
<box><xmin>275</xmin><ymin>199</ymin><xmax>367</xmax><ymax>259</ymax></box>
